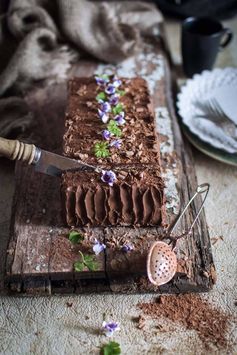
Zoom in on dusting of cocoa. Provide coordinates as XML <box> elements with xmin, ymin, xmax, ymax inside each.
<box><xmin>138</xmin><ymin>294</ymin><xmax>233</xmax><ymax>350</ymax></box>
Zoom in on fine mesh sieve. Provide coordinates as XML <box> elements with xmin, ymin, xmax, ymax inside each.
<box><xmin>147</xmin><ymin>183</ymin><xmax>210</xmax><ymax>286</ymax></box>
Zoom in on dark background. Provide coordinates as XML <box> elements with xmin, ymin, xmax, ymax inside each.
<box><xmin>1</xmin><ymin>0</ymin><xmax>237</xmax><ymax>19</ymax></box>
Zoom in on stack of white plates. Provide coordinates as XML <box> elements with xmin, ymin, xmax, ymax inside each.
<box><xmin>177</xmin><ymin>68</ymin><xmax>237</xmax><ymax>165</ymax></box>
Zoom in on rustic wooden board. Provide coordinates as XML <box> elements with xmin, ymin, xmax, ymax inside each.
<box><xmin>4</xmin><ymin>36</ymin><xmax>216</xmax><ymax>295</ymax></box>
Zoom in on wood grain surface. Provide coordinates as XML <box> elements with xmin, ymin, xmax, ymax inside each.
<box><xmin>4</xmin><ymin>36</ymin><xmax>216</xmax><ymax>295</ymax></box>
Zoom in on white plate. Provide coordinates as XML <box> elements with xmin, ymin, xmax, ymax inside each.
<box><xmin>177</xmin><ymin>68</ymin><xmax>237</xmax><ymax>154</ymax></box>
<box><xmin>213</xmin><ymin>85</ymin><xmax>237</xmax><ymax>124</ymax></box>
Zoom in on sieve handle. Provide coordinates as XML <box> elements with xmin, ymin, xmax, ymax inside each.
<box><xmin>168</xmin><ymin>183</ymin><xmax>210</xmax><ymax>244</ymax></box>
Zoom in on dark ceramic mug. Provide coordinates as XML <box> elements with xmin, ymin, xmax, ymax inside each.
<box><xmin>182</xmin><ymin>17</ymin><xmax>233</xmax><ymax>77</ymax></box>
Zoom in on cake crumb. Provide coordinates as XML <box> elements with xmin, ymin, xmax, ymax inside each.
<box><xmin>211</xmin><ymin>235</ymin><xmax>224</xmax><ymax>245</ymax></box>
<box><xmin>137</xmin><ymin>315</ymin><xmax>146</xmax><ymax>329</ymax></box>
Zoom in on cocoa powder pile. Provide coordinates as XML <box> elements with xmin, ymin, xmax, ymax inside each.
<box><xmin>138</xmin><ymin>294</ymin><xmax>233</xmax><ymax>350</ymax></box>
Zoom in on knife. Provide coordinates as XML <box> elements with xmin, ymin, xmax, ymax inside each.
<box><xmin>0</xmin><ymin>137</ymin><xmax>101</xmax><ymax>176</ymax></box>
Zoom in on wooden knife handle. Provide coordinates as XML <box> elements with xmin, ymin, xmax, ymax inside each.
<box><xmin>0</xmin><ymin>137</ymin><xmax>36</xmax><ymax>164</ymax></box>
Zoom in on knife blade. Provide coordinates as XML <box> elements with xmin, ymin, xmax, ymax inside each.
<box><xmin>34</xmin><ymin>148</ymin><xmax>101</xmax><ymax>177</ymax></box>
<box><xmin>0</xmin><ymin>137</ymin><xmax>101</xmax><ymax>177</ymax></box>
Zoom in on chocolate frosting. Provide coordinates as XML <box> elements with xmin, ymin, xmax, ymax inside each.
<box><xmin>63</xmin><ymin>77</ymin><xmax>161</xmax><ymax>165</ymax></box>
<box><xmin>62</xmin><ymin>76</ymin><xmax>165</xmax><ymax>227</ymax></box>
<box><xmin>63</xmin><ymin>180</ymin><xmax>163</xmax><ymax>227</ymax></box>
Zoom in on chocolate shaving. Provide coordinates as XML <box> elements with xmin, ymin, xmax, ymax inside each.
<box><xmin>61</xmin><ymin>76</ymin><xmax>165</xmax><ymax>227</ymax></box>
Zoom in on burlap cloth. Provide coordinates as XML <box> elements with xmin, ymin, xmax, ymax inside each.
<box><xmin>0</xmin><ymin>0</ymin><xmax>162</xmax><ymax>138</ymax></box>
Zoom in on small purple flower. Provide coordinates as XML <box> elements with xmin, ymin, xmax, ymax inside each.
<box><xmin>93</xmin><ymin>238</ymin><xmax>106</xmax><ymax>255</ymax></box>
<box><xmin>105</xmin><ymin>84</ymin><xmax>116</xmax><ymax>95</ymax></box>
<box><xmin>95</xmin><ymin>76</ymin><xmax>109</xmax><ymax>86</ymax></box>
<box><xmin>115</xmin><ymin>112</ymin><xmax>125</xmax><ymax>125</ymax></box>
<box><xmin>110</xmin><ymin>139</ymin><xmax>122</xmax><ymax>149</ymax></box>
<box><xmin>102</xmin><ymin>130</ymin><xmax>112</xmax><ymax>140</ymax></box>
<box><xmin>109</xmin><ymin>94</ymin><xmax>119</xmax><ymax>106</ymax></box>
<box><xmin>113</xmin><ymin>78</ymin><xmax>122</xmax><ymax>88</ymax></box>
<box><xmin>121</xmin><ymin>244</ymin><xmax>134</xmax><ymax>252</ymax></box>
<box><xmin>101</xmin><ymin>101</ymin><xmax>111</xmax><ymax>113</ymax></box>
<box><xmin>102</xmin><ymin>321</ymin><xmax>120</xmax><ymax>337</ymax></box>
<box><xmin>101</xmin><ymin>170</ymin><xmax>117</xmax><ymax>187</ymax></box>
<box><xmin>98</xmin><ymin>109</ymin><xmax>109</xmax><ymax>123</ymax></box>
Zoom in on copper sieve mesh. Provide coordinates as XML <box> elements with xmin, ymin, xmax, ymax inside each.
<box><xmin>147</xmin><ymin>241</ymin><xmax>177</xmax><ymax>286</ymax></box>
<box><xmin>147</xmin><ymin>183</ymin><xmax>210</xmax><ymax>287</ymax></box>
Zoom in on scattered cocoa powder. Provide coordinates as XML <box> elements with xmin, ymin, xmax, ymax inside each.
<box><xmin>138</xmin><ymin>294</ymin><xmax>233</xmax><ymax>350</ymax></box>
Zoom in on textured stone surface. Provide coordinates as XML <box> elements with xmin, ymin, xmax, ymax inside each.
<box><xmin>0</xmin><ymin>17</ymin><xmax>236</xmax><ymax>354</ymax></box>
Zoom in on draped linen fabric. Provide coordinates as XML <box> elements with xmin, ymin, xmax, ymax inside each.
<box><xmin>0</xmin><ymin>0</ymin><xmax>162</xmax><ymax>137</ymax></box>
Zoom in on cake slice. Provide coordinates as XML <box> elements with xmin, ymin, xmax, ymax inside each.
<box><xmin>61</xmin><ymin>75</ymin><xmax>165</xmax><ymax>226</ymax></box>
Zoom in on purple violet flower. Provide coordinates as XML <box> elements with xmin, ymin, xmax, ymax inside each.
<box><xmin>98</xmin><ymin>109</ymin><xmax>109</xmax><ymax>123</ymax></box>
<box><xmin>95</xmin><ymin>76</ymin><xmax>109</xmax><ymax>86</ymax></box>
<box><xmin>101</xmin><ymin>101</ymin><xmax>111</xmax><ymax>113</ymax></box>
<box><xmin>109</xmin><ymin>94</ymin><xmax>119</xmax><ymax>106</ymax></box>
<box><xmin>121</xmin><ymin>244</ymin><xmax>134</xmax><ymax>252</ymax></box>
<box><xmin>102</xmin><ymin>321</ymin><xmax>120</xmax><ymax>337</ymax></box>
<box><xmin>105</xmin><ymin>84</ymin><xmax>116</xmax><ymax>95</ymax></box>
<box><xmin>115</xmin><ymin>112</ymin><xmax>125</xmax><ymax>125</ymax></box>
<box><xmin>113</xmin><ymin>78</ymin><xmax>122</xmax><ymax>88</ymax></box>
<box><xmin>102</xmin><ymin>130</ymin><xmax>112</xmax><ymax>140</ymax></box>
<box><xmin>101</xmin><ymin>170</ymin><xmax>117</xmax><ymax>187</ymax></box>
<box><xmin>93</xmin><ymin>238</ymin><xmax>106</xmax><ymax>255</ymax></box>
<box><xmin>110</xmin><ymin>139</ymin><xmax>122</xmax><ymax>149</ymax></box>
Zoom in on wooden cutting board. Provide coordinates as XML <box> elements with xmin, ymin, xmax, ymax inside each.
<box><xmin>4</xmin><ymin>36</ymin><xmax>216</xmax><ymax>295</ymax></box>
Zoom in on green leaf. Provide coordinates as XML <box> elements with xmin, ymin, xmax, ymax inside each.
<box><xmin>84</xmin><ymin>254</ymin><xmax>98</xmax><ymax>271</ymax></box>
<box><xmin>68</xmin><ymin>230</ymin><xmax>84</xmax><ymax>244</ymax></box>
<box><xmin>101</xmin><ymin>74</ymin><xmax>109</xmax><ymax>80</ymax></box>
<box><xmin>94</xmin><ymin>141</ymin><xmax>110</xmax><ymax>158</ymax></box>
<box><xmin>101</xmin><ymin>341</ymin><xmax>121</xmax><ymax>355</ymax></box>
<box><xmin>74</xmin><ymin>261</ymin><xmax>84</xmax><ymax>272</ymax></box>
<box><xmin>116</xmin><ymin>89</ymin><xmax>126</xmax><ymax>97</ymax></box>
<box><xmin>75</xmin><ymin>252</ymin><xmax>98</xmax><ymax>272</ymax></box>
<box><xmin>112</xmin><ymin>103</ymin><xmax>124</xmax><ymax>115</ymax></box>
<box><xmin>107</xmin><ymin>120</ymin><xmax>122</xmax><ymax>138</ymax></box>
<box><xmin>96</xmin><ymin>92</ymin><xmax>106</xmax><ymax>101</ymax></box>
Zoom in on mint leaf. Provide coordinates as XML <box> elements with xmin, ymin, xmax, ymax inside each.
<box><xmin>116</xmin><ymin>90</ymin><xmax>126</xmax><ymax>97</ymax></box>
<box><xmin>84</xmin><ymin>254</ymin><xmax>98</xmax><ymax>271</ymax></box>
<box><xmin>94</xmin><ymin>141</ymin><xmax>110</xmax><ymax>158</ymax></box>
<box><xmin>96</xmin><ymin>92</ymin><xmax>106</xmax><ymax>101</ymax></box>
<box><xmin>112</xmin><ymin>103</ymin><xmax>123</xmax><ymax>115</ymax></box>
<box><xmin>107</xmin><ymin>120</ymin><xmax>122</xmax><ymax>138</ymax></box>
<box><xmin>101</xmin><ymin>341</ymin><xmax>121</xmax><ymax>355</ymax></box>
<box><xmin>68</xmin><ymin>230</ymin><xmax>84</xmax><ymax>244</ymax></box>
<box><xmin>74</xmin><ymin>261</ymin><xmax>84</xmax><ymax>272</ymax></box>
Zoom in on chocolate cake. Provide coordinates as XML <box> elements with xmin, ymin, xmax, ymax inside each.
<box><xmin>62</xmin><ymin>75</ymin><xmax>165</xmax><ymax>226</ymax></box>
